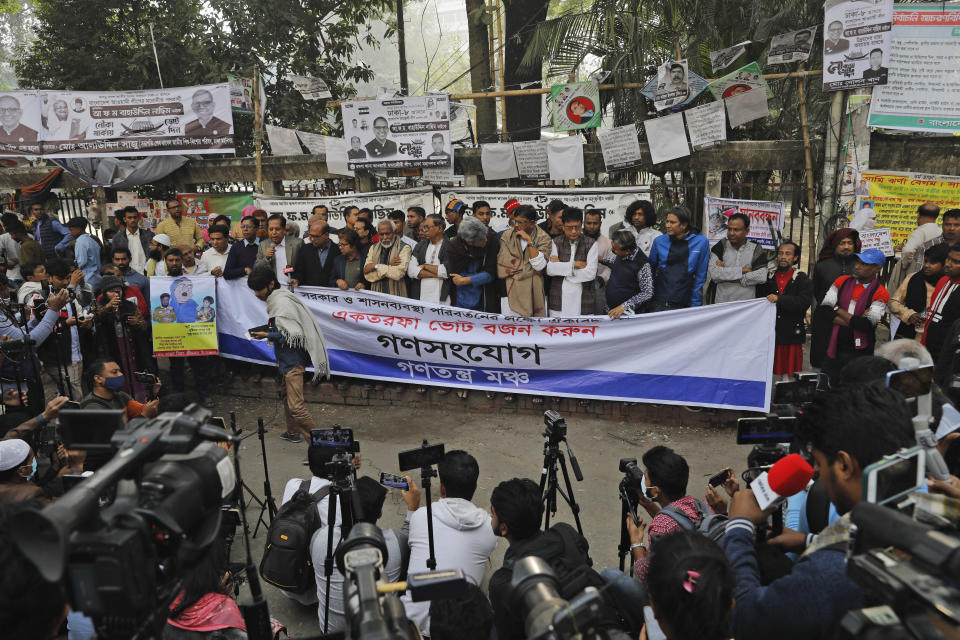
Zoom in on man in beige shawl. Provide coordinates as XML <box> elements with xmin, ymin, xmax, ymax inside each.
<box><xmin>497</xmin><ymin>204</ymin><xmax>552</xmax><ymax>317</ymax></box>
<box><xmin>364</xmin><ymin>220</ymin><xmax>411</xmax><ymax>297</ymax></box>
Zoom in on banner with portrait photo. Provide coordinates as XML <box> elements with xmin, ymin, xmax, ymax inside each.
<box><xmin>704</xmin><ymin>196</ymin><xmax>785</xmax><ymax>248</ymax></box>
<box><xmin>640</xmin><ymin>71</ymin><xmax>710</xmax><ymax>113</ymax></box>
<box><xmin>254</xmin><ymin>188</ymin><xmax>435</xmax><ymax>232</ymax></box>
<box><xmin>216</xmin><ymin>280</ymin><xmax>776</xmax><ymax>412</ymax></box>
<box><xmin>822</xmin><ymin>0</ymin><xmax>893</xmax><ymax>92</ymax></box>
<box><xmin>652</xmin><ymin>60</ymin><xmax>691</xmax><ymax>111</ymax></box>
<box><xmin>767</xmin><ymin>26</ymin><xmax>817</xmax><ymax>65</ymax></box>
<box><xmin>0</xmin><ymin>91</ymin><xmax>42</xmax><ymax>156</ymax></box>
<box><xmin>550</xmin><ymin>81</ymin><xmax>601</xmax><ymax>132</ymax></box>
<box><xmin>38</xmin><ymin>84</ymin><xmax>234</xmax><ymax>158</ymax></box>
<box><xmin>341</xmin><ymin>95</ymin><xmax>452</xmax><ymax>170</ymax></box>
<box><xmin>151</xmin><ymin>275</ymin><xmax>219</xmax><ymax>357</ymax></box>
<box><xmin>228</xmin><ymin>74</ymin><xmax>254</xmax><ymax>114</ymax></box>
<box><xmin>707</xmin><ymin>62</ymin><xmax>773</xmax><ymax>101</ymax></box>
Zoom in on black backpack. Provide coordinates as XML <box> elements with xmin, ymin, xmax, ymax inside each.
<box><xmin>658</xmin><ymin>498</ymin><xmax>728</xmax><ymax>544</ymax></box>
<box><xmin>259</xmin><ymin>480</ymin><xmax>331</xmax><ymax>593</ymax></box>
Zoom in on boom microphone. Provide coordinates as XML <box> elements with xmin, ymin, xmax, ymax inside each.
<box><xmin>750</xmin><ymin>453</ymin><xmax>814</xmax><ymax>511</ymax></box>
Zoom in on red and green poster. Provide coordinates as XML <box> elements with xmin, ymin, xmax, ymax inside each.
<box><xmin>177</xmin><ymin>192</ymin><xmax>254</xmax><ymax>229</ymax></box>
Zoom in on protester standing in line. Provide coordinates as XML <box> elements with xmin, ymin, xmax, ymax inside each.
<box><xmin>223</xmin><ymin>216</ymin><xmax>260</xmax><ymax>279</ymax></box>
<box><xmin>818</xmin><ymin>248</ymin><xmax>890</xmax><ymax>387</ymax></box>
<box><xmin>600</xmin><ymin>229</ymin><xmax>654</xmax><ymax>319</ymax></box>
<box><xmin>610</xmin><ymin>200</ymin><xmax>661</xmax><ymax>256</ymax></box>
<box><xmin>810</xmin><ymin>228</ymin><xmax>860</xmax><ymax>368</ymax></box>
<box><xmin>545</xmin><ymin>208</ymin><xmax>598</xmax><ymax>317</ymax></box>
<box><xmin>292</xmin><ymin>220</ymin><xmax>339</xmax><ymax>287</ymax></box>
<box><xmin>889</xmin><ymin>243</ymin><xmax>948</xmax><ymax>341</ymax></box>
<box><xmin>111</xmin><ymin>205</ymin><xmax>153</xmax><ymax>274</ymax></box>
<box><xmin>112</xmin><ymin>246</ymin><xmax>149</xmax><ymax>300</ymax></box>
<box><xmin>29</xmin><ymin>200</ymin><xmax>68</xmax><ymax>261</ymax></box>
<box><xmin>757</xmin><ymin>242</ymin><xmax>812</xmax><ymax>381</ymax></box>
<box><xmin>538</xmin><ymin>199</ymin><xmax>565</xmax><ymax>239</ymax></box>
<box><xmin>408</xmin><ymin>214</ymin><xmax>452</xmax><ymax>305</ymax></box>
<box><xmin>498</xmin><ymin>205</ymin><xmax>551</xmax><ymax>318</ymax></box>
<box><xmin>248</xmin><ymin>267</ymin><xmax>328</xmax><ymax>443</ymax></box>
<box><xmin>584</xmin><ymin>209</ymin><xmax>613</xmax><ymax>314</ymax></box>
<box><xmin>443</xmin><ymin>199</ymin><xmax>467</xmax><ymax>240</ymax></box>
<box><xmin>255</xmin><ymin>214</ymin><xmax>302</xmax><ymax>287</ymax></box>
<box><xmin>202</xmin><ymin>224</ymin><xmax>231</xmax><ymax>277</ymax></box>
<box><xmin>646</xmin><ymin>206</ymin><xmax>709</xmax><ymax>311</ymax></box>
<box><xmin>332</xmin><ymin>228</ymin><xmax>366</xmax><ymax>290</ymax></box>
<box><xmin>706</xmin><ymin>212</ymin><xmax>768</xmax><ymax>304</ymax></box>
<box><xmin>155</xmin><ymin>199</ymin><xmax>204</xmax><ymax>248</ymax></box>
<box><xmin>364</xmin><ymin>220</ymin><xmax>411</xmax><ymax>296</ymax></box>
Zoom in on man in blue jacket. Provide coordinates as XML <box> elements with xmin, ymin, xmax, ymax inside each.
<box><xmin>723</xmin><ymin>384</ymin><xmax>915</xmax><ymax>639</ymax></box>
<box><xmin>646</xmin><ymin>205</ymin><xmax>709</xmax><ymax>310</ymax></box>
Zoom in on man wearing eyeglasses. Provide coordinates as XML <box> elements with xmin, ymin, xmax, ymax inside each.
<box><xmin>0</xmin><ymin>95</ymin><xmax>38</xmax><ymax>146</ymax></box>
<box><xmin>156</xmin><ymin>199</ymin><xmax>204</xmax><ymax>248</ymax></box>
<box><xmin>365</xmin><ymin>116</ymin><xmax>398</xmax><ymax>158</ymax></box>
<box><xmin>184</xmin><ymin>88</ymin><xmax>231</xmax><ymax>137</ymax></box>
<box><xmin>292</xmin><ymin>220</ymin><xmax>340</xmax><ymax>287</ymax></box>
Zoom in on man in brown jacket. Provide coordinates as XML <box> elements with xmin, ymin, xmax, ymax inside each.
<box><xmin>497</xmin><ymin>205</ymin><xmax>552</xmax><ymax>318</ymax></box>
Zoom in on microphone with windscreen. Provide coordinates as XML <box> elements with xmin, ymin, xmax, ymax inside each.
<box><xmin>751</xmin><ymin>453</ymin><xmax>815</xmax><ymax>511</ymax></box>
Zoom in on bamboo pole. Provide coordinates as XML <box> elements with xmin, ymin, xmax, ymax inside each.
<box><xmin>796</xmin><ymin>63</ymin><xmax>818</xmax><ymax>275</ymax></box>
<box><xmin>494</xmin><ymin>0</ymin><xmax>507</xmax><ymax>138</ymax></box>
<box><xmin>254</xmin><ymin>65</ymin><xmax>263</xmax><ymax>193</ymax></box>
<box><xmin>326</xmin><ymin>70</ymin><xmax>824</xmax><ymax>107</ymax></box>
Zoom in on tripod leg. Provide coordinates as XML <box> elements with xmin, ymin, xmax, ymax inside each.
<box><xmin>557</xmin><ymin>453</ymin><xmax>584</xmax><ymax>535</ymax></box>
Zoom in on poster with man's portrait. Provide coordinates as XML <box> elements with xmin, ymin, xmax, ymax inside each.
<box><xmin>550</xmin><ymin>81</ymin><xmax>602</xmax><ymax>132</ymax></box>
<box><xmin>40</xmin><ymin>84</ymin><xmax>235</xmax><ymax>157</ymax></box>
<box><xmin>0</xmin><ymin>91</ymin><xmax>42</xmax><ymax>156</ymax></box>
<box><xmin>653</xmin><ymin>60</ymin><xmax>690</xmax><ymax>111</ymax></box>
<box><xmin>822</xmin><ymin>0</ymin><xmax>893</xmax><ymax>91</ymax></box>
<box><xmin>341</xmin><ymin>95</ymin><xmax>452</xmax><ymax>170</ymax></box>
<box><xmin>767</xmin><ymin>26</ymin><xmax>817</xmax><ymax>65</ymax></box>
<box><xmin>151</xmin><ymin>275</ymin><xmax>219</xmax><ymax>357</ymax></box>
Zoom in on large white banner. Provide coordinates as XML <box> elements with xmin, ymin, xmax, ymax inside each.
<box><xmin>341</xmin><ymin>95</ymin><xmax>452</xmax><ymax>170</ymax></box>
<box><xmin>254</xmin><ymin>188</ymin><xmax>435</xmax><ymax>230</ymax></box>
<box><xmin>38</xmin><ymin>84</ymin><xmax>234</xmax><ymax>157</ymax></box>
<box><xmin>869</xmin><ymin>3</ymin><xmax>960</xmax><ymax>133</ymax></box>
<box><xmin>823</xmin><ymin>0</ymin><xmax>893</xmax><ymax>92</ymax></box>
<box><xmin>440</xmin><ymin>186</ymin><xmax>651</xmax><ymax>237</ymax></box>
<box><xmin>216</xmin><ymin>280</ymin><xmax>775</xmax><ymax>412</ymax></box>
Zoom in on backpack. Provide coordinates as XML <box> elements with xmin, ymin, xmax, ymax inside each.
<box><xmin>545</xmin><ymin>524</ymin><xmax>624</xmax><ymax>631</ymax></box>
<box><xmin>658</xmin><ymin>498</ymin><xmax>728</xmax><ymax>544</ymax></box>
<box><xmin>259</xmin><ymin>480</ymin><xmax>331</xmax><ymax>593</ymax></box>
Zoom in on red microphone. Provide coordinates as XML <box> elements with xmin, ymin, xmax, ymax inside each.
<box><xmin>750</xmin><ymin>453</ymin><xmax>814</xmax><ymax>511</ymax></box>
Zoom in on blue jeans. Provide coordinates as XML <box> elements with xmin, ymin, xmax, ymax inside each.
<box><xmin>600</xmin><ymin>567</ymin><xmax>647</xmax><ymax>636</ymax></box>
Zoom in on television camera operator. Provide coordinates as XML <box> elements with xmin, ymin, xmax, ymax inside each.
<box><xmin>721</xmin><ymin>384</ymin><xmax>915</xmax><ymax>639</ymax></box>
<box><xmin>39</xmin><ymin>259</ymin><xmax>94</xmax><ymax>400</ymax></box>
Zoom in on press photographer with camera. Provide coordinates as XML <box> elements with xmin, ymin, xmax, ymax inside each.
<box><xmin>40</xmin><ymin>259</ymin><xmax>94</xmax><ymax>400</ymax></box>
<box><xmin>487</xmin><ymin>477</ymin><xmax>620</xmax><ymax>640</ymax></box>
<box><xmin>722</xmin><ymin>384</ymin><xmax>915</xmax><ymax>639</ymax></box>
<box><xmin>399</xmin><ymin>449</ymin><xmax>498</xmax><ymax>637</ymax></box>
<box><xmin>0</xmin><ymin>395</ymin><xmax>72</xmax><ymax>504</ymax></box>
<box><xmin>94</xmin><ymin>274</ymin><xmax>151</xmax><ymax>398</ymax></box>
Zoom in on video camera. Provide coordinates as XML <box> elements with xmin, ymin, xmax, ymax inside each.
<box><xmin>311</xmin><ymin>424</ymin><xmax>360</xmax><ymax>482</ymax></box>
<box><xmin>338</xmin><ymin>522</ymin><xmax>469</xmax><ymax>640</ymax></box>
<box><xmin>840</xmin><ymin>501</ymin><xmax>960</xmax><ymax>638</ymax></box>
<box><xmin>9</xmin><ymin>404</ymin><xmax>236</xmax><ymax>639</ymax></box>
<box><xmin>544</xmin><ymin>410</ymin><xmax>567</xmax><ymax>441</ymax></box>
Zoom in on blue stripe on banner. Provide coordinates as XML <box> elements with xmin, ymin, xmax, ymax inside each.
<box><xmin>219</xmin><ymin>335</ymin><xmax>766</xmax><ymax>409</ymax></box>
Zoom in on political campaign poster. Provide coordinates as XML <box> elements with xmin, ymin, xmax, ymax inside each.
<box><xmin>228</xmin><ymin>74</ymin><xmax>254</xmax><ymax>114</ymax></box>
<box><xmin>704</xmin><ymin>196</ymin><xmax>785</xmax><ymax>248</ymax></box>
<box><xmin>440</xmin><ymin>186</ymin><xmax>650</xmax><ymax>237</ymax></box>
<box><xmin>341</xmin><ymin>95</ymin><xmax>452</xmax><ymax>170</ymax></box>
<box><xmin>822</xmin><ymin>0</ymin><xmax>893</xmax><ymax>92</ymax></box>
<box><xmin>0</xmin><ymin>91</ymin><xmax>42</xmax><ymax>156</ymax></box>
<box><xmin>290</xmin><ymin>75</ymin><xmax>332</xmax><ymax>101</ymax></box>
<box><xmin>684</xmin><ymin>102</ymin><xmax>727</xmax><ymax>150</ymax></box>
<box><xmin>869</xmin><ymin>3</ymin><xmax>960</xmax><ymax>133</ymax></box>
<box><xmin>707</xmin><ymin>62</ymin><xmax>773</xmax><ymax>101</ymax></box>
<box><xmin>767</xmin><ymin>26</ymin><xmax>817</xmax><ymax>65</ymax></box>
<box><xmin>596</xmin><ymin>125</ymin><xmax>643</xmax><ymax>171</ymax></box>
<box><xmin>858</xmin><ymin>171</ymin><xmax>960</xmax><ymax>246</ymax></box>
<box><xmin>217</xmin><ymin>280</ymin><xmax>775</xmax><ymax>411</ymax></box>
<box><xmin>550</xmin><ymin>81</ymin><xmax>601</xmax><ymax>132</ymax></box>
<box><xmin>254</xmin><ymin>187</ymin><xmax>435</xmax><ymax>230</ymax></box>
<box><xmin>709</xmin><ymin>42</ymin><xmax>750</xmax><ymax>74</ymax></box>
<box><xmin>640</xmin><ymin>71</ymin><xmax>710</xmax><ymax>113</ymax></box>
<box><xmin>176</xmin><ymin>193</ymin><xmax>254</xmax><ymax>227</ymax></box>
<box><xmin>860</xmin><ymin>227</ymin><xmax>895</xmax><ymax>257</ymax></box>
<box><xmin>151</xmin><ymin>275</ymin><xmax>219</xmax><ymax>357</ymax></box>
<box><xmin>652</xmin><ymin>60</ymin><xmax>691</xmax><ymax>111</ymax></box>
<box><xmin>38</xmin><ymin>84</ymin><xmax>234</xmax><ymax>157</ymax></box>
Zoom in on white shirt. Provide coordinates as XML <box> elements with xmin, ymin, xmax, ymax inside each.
<box><xmin>902</xmin><ymin>222</ymin><xmax>943</xmax><ymax>270</ymax></box>
<box><xmin>155</xmin><ymin>259</ymin><xmax>208</xmax><ymax>276</ymax></box>
<box><xmin>546</xmin><ymin>239</ymin><xmax>599</xmax><ymax>316</ymax></box>
<box><xmin>0</xmin><ymin>232</ymin><xmax>21</xmax><ymax>280</ymax></box>
<box><xmin>850</xmin><ymin>206</ymin><xmax>876</xmax><ymax>232</ymax></box>
<box><xmin>407</xmin><ymin>239</ymin><xmax>448</xmax><ymax>304</ymax></box>
<box><xmin>631</xmin><ymin>227</ymin><xmax>662</xmax><ymax>256</ymax></box>
<box><xmin>202</xmin><ymin>247</ymin><xmax>229</xmax><ymax>273</ymax></box>
<box><xmin>126</xmin><ymin>229</ymin><xmax>146</xmax><ymax>273</ymax></box>
<box><xmin>275</xmin><ymin>239</ymin><xmax>289</xmax><ymax>285</ymax></box>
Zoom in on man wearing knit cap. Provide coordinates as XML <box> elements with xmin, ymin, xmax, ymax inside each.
<box><xmin>443</xmin><ymin>199</ymin><xmax>467</xmax><ymax>240</ymax></box>
<box><xmin>497</xmin><ymin>199</ymin><xmax>521</xmax><ymax>237</ymax></box>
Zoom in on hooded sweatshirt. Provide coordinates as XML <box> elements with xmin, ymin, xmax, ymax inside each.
<box><xmin>401</xmin><ymin>497</ymin><xmax>499</xmax><ymax>636</ymax></box>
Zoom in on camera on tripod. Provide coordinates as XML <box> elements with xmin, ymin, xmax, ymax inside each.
<box><xmin>544</xmin><ymin>410</ymin><xmax>567</xmax><ymax>440</ymax></box>
<box><xmin>9</xmin><ymin>404</ymin><xmax>236</xmax><ymax>639</ymax></box>
<box><xmin>311</xmin><ymin>425</ymin><xmax>360</xmax><ymax>482</ymax></box>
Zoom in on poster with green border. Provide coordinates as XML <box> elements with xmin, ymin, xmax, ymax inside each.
<box><xmin>707</xmin><ymin>62</ymin><xmax>774</xmax><ymax>101</ymax></box>
<box><xmin>551</xmin><ymin>81</ymin><xmax>602</xmax><ymax>132</ymax></box>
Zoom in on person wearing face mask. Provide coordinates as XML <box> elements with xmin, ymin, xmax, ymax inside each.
<box><xmin>79</xmin><ymin>359</ymin><xmax>160</xmax><ymax>418</ymax></box>
<box><xmin>363</xmin><ymin>220</ymin><xmax>411</xmax><ymax>296</ymax></box>
<box><xmin>0</xmin><ymin>439</ymin><xmax>43</xmax><ymax>503</ymax></box>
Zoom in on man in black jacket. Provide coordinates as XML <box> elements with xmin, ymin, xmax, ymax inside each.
<box><xmin>757</xmin><ymin>242</ymin><xmax>812</xmax><ymax>380</ymax></box>
<box><xmin>810</xmin><ymin>228</ymin><xmax>860</xmax><ymax>367</ymax></box>
<box><xmin>487</xmin><ymin>478</ymin><xmax>620</xmax><ymax>640</ymax></box>
<box><xmin>292</xmin><ymin>220</ymin><xmax>340</xmax><ymax>287</ymax></box>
